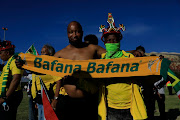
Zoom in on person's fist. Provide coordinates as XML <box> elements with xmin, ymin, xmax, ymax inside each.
<box><xmin>15</xmin><ymin>56</ymin><xmax>25</xmax><ymax>69</ymax></box>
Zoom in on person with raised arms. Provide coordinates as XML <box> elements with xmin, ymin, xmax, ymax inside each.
<box><xmin>98</xmin><ymin>13</ymin><xmax>147</xmax><ymax>120</ymax></box>
<box><xmin>54</xmin><ymin>21</ymin><xmax>106</xmax><ymax>120</ymax></box>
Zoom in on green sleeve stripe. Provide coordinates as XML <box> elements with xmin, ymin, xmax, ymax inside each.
<box><xmin>2</xmin><ymin>81</ymin><xmax>8</xmax><ymax>84</ymax></box>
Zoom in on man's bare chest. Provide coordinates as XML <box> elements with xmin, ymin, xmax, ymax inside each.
<box><xmin>61</xmin><ymin>48</ymin><xmax>95</xmax><ymax>60</ymax></box>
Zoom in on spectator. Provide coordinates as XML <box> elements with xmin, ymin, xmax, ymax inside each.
<box><xmin>53</xmin><ymin>21</ymin><xmax>106</xmax><ymax>120</ymax></box>
<box><xmin>31</xmin><ymin>44</ymin><xmax>60</xmax><ymax>120</ymax></box>
<box><xmin>166</xmin><ymin>81</ymin><xmax>173</xmax><ymax>95</ymax></box>
<box><xmin>98</xmin><ymin>13</ymin><xmax>147</xmax><ymax>120</ymax></box>
<box><xmin>136</xmin><ymin>45</ymin><xmax>146</xmax><ymax>56</ymax></box>
<box><xmin>84</xmin><ymin>34</ymin><xmax>98</xmax><ymax>45</ymax></box>
<box><xmin>0</xmin><ymin>40</ymin><xmax>23</xmax><ymax>120</ymax></box>
<box><xmin>154</xmin><ymin>77</ymin><xmax>167</xmax><ymax>120</ymax></box>
<box><xmin>25</xmin><ymin>44</ymin><xmax>60</xmax><ymax>120</ymax></box>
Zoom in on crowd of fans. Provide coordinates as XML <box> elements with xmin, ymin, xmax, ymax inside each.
<box><xmin>0</xmin><ymin>13</ymin><xmax>177</xmax><ymax>120</ymax></box>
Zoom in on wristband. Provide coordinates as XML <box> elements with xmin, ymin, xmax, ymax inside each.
<box><xmin>54</xmin><ymin>96</ymin><xmax>58</xmax><ymax>100</ymax></box>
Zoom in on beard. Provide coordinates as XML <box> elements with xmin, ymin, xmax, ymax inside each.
<box><xmin>69</xmin><ymin>40</ymin><xmax>83</xmax><ymax>48</ymax></box>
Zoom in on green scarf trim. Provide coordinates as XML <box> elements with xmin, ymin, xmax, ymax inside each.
<box><xmin>0</xmin><ymin>54</ymin><xmax>17</xmax><ymax>97</ymax></box>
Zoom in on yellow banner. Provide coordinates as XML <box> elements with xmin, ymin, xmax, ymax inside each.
<box><xmin>19</xmin><ymin>53</ymin><xmax>163</xmax><ymax>78</ymax></box>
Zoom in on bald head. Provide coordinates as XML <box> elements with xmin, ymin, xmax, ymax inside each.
<box><xmin>67</xmin><ymin>21</ymin><xmax>82</xmax><ymax>31</ymax></box>
<box><xmin>67</xmin><ymin>21</ymin><xmax>83</xmax><ymax>47</ymax></box>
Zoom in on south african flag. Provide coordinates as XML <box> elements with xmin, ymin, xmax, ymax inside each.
<box><xmin>167</xmin><ymin>69</ymin><xmax>180</xmax><ymax>99</ymax></box>
<box><xmin>26</xmin><ymin>44</ymin><xmax>39</xmax><ymax>55</ymax></box>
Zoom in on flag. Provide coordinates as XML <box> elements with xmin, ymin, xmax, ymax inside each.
<box><xmin>167</xmin><ymin>69</ymin><xmax>180</xmax><ymax>99</ymax></box>
<box><xmin>26</xmin><ymin>44</ymin><xmax>39</xmax><ymax>55</ymax></box>
<box><xmin>40</xmin><ymin>77</ymin><xmax>59</xmax><ymax>120</ymax></box>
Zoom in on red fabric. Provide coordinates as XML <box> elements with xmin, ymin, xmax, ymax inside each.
<box><xmin>0</xmin><ymin>40</ymin><xmax>15</xmax><ymax>51</ymax></box>
<box><xmin>101</xmin><ymin>31</ymin><xmax>121</xmax><ymax>41</ymax></box>
<box><xmin>0</xmin><ymin>45</ymin><xmax>15</xmax><ymax>51</ymax></box>
<box><xmin>42</xmin><ymin>88</ymin><xmax>59</xmax><ymax>120</ymax></box>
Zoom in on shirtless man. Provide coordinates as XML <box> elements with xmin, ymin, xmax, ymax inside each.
<box><xmin>54</xmin><ymin>21</ymin><xmax>106</xmax><ymax>120</ymax></box>
<box><xmin>54</xmin><ymin>21</ymin><xmax>105</xmax><ymax>60</ymax></box>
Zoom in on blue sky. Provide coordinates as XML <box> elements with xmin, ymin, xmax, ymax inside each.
<box><xmin>0</xmin><ymin>0</ymin><xmax>180</xmax><ymax>54</ymax></box>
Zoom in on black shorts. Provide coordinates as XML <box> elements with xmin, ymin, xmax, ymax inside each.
<box><xmin>0</xmin><ymin>90</ymin><xmax>23</xmax><ymax>120</ymax></box>
<box><xmin>55</xmin><ymin>94</ymin><xmax>98</xmax><ymax>120</ymax></box>
<box><xmin>107</xmin><ymin>107</ymin><xmax>133</xmax><ymax>120</ymax></box>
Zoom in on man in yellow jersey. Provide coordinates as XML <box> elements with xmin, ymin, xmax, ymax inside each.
<box><xmin>98</xmin><ymin>13</ymin><xmax>147</xmax><ymax>120</ymax></box>
<box><xmin>0</xmin><ymin>40</ymin><xmax>23</xmax><ymax>120</ymax></box>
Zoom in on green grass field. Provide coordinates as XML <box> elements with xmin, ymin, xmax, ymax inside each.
<box><xmin>17</xmin><ymin>91</ymin><xmax>29</xmax><ymax>120</ymax></box>
<box><xmin>17</xmin><ymin>88</ymin><xmax>180</xmax><ymax>120</ymax></box>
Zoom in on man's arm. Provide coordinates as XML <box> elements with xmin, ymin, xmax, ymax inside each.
<box><xmin>127</xmin><ymin>50</ymin><xmax>143</xmax><ymax>57</ymax></box>
<box><xmin>51</xmin><ymin>80</ymin><xmax>61</xmax><ymax>110</ymax></box>
<box><xmin>62</xmin><ymin>75</ymin><xmax>84</xmax><ymax>98</ymax></box>
<box><xmin>6</xmin><ymin>74</ymin><xmax>21</xmax><ymax>97</ymax></box>
<box><xmin>0</xmin><ymin>74</ymin><xmax>21</xmax><ymax>104</ymax></box>
<box><xmin>96</xmin><ymin>45</ymin><xmax>106</xmax><ymax>58</ymax></box>
<box><xmin>54</xmin><ymin>50</ymin><xmax>62</xmax><ymax>58</ymax></box>
<box><xmin>63</xmin><ymin>84</ymin><xmax>84</xmax><ymax>98</ymax></box>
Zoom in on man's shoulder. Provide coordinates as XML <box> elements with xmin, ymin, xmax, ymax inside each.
<box><xmin>54</xmin><ymin>50</ymin><xmax>62</xmax><ymax>57</ymax></box>
<box><xmin>87</xmin><ymin>44</ymin><xmax>97</xmax><ymax>48</ymax></box>
<box><xmin>9</xmin><ymin>59</ymin><xmax>22</xmax><ymax>74</ymax></box>
<box><xmin>88</xmin><ymin>44</ymin><xmax>105</xmax><ymax>51</ymax></box>
<box><xmin>10</xmin><ymin>59</ymin><xmax>20</xmax><ymax>69</ymax></box>
<box><xmin>54</xmin><ymin>46</ymin><xmax>70</xmax><ymax>57</ymax></box>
